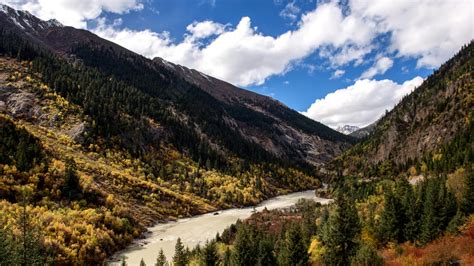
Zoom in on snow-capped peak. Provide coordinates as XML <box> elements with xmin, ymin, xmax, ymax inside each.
<box><xmin>336</xmin><ymin>125</ymin><xmax>360</xmax><ymax>135</ymax></box>
<box><xmin>0</xmin><ymin>4</ymin><xmax>63</xmax><ymax>31</ymax></box>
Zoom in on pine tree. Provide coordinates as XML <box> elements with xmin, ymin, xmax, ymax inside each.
<box><xmin>173</xmin><ymin>238</ymin><xmax>187</xmax><ymax>266</ymax></box>
<box><xmin>232</xmin><ymin>226</ymin><xmax>256</xmax><ymax>265</ymax></box>
<box><xmin>139</xmin><ymin>258</ymin><xmax>146</xmax><ymax>266</ymax></box>
<box><xmin>0</xmin><ymin>226</ymin><xmax>16</xmax><ymax>265</ymax></box>
<box><xmin>403</xmin><ymin>185</ymin><xmax>420</xmax><ymax>242</ymax></box>
<box><xmin>222</xmin><ymin>248</ymin><xmax>232</xmax><ymax>266</ymax></box>
<box><xmin>278</xmin><ymin>223</ymin><xmax>308</xmax><ymax>266</ymax></box>
<box><xmin>420</xmin><ymin>180</ymin><xmax>440</xmax><ymax>244</ymax></box>
<box><xmin>461</xmin><ymin>171</ymin><xmax>474</xmax><ymax>214</ymax></box>
<box><xmin>322</xmin><ymin>195</ymin><xmax>360</xmax><ymax>265</ymax></box>
<box><xmin>257</xmin><ymin>237</ymin><xmax>275</xmax><ymax>266</ymax></box>
<box><xmin>155</xmin><ymin>249</ymin><xmax>167</xmax><ymax>266</ymax></box>
<box><xmin>17</xmin><ymin>191</ymin><xmax>45</xmax><ymax>265</ymax></box>
<box><xmin>377</xmin><ymin>189</ymin><xmax>404</xmax><ymax>244</ymax></box>
<box><xmin>62</xmin><ymin>157</ymin><xmax>80</xmax><ymax>200</ymax></box>
<box><xmin>202</xmin><ymin>240</ymin><xmax>218</xmax><ymax>266</ymax></box>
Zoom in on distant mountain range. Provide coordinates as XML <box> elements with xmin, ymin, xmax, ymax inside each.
<box><xmin>336</xmin><ymin>125</ymin><xmax>360</xmax><ymax>135</ymax></box>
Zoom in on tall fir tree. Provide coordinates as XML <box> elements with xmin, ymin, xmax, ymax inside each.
<box><xmin>377</xmin><ymin>189</ymin><xmax>405</xmax><ymax>244</ymax></box>
<box><xmin>173</xmin><ymin>238</ymin><xmax>187</xmax><ymax>266</ymax></box>
<box><xmin>278</xmin><ymin>223</ymin><xmax>308</xmax><ymax>266</ymax></box>
<box><xmin>232</xmin><ymin>226</ymin><xmax>257</xmax><ymax>266</ymax></box>
<box><xmin>461</xmin><ymin>171</ymin><xmax>474</xmax><ymax>214</ymax></box>
<box><xmin>403</xmin><ymin>185</ymin><xmax>421</xmax><ymax>242</ymax></box>
<box><xmin>155</xmin><ymin>249</ymin><xmax>167</xmax><ymax>266</ymax></box>
<box><xmin>202</xmin><ymin>240</ymin><xmax>219</xmax><ymax>266</ymax></box>
<box><xmin>322</xmin><ymin>195</ymin><xmax>360</xmax><ymax>265</ymax></box>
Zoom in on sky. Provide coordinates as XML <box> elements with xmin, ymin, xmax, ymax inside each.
<box><xmin>1</xmin><ymin>0</ymin><xmax>473</xmax><ymax>129</ymax></box>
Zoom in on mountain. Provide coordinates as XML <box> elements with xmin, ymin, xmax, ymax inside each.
<box><xmin>182</xmin><ymin>41</ymin><xmax>474</xmax><ymax>266</ymax></box>
<box><xmin>349</xmin><ymin>122</ymin><xmax>377</xmax><ymax>139</ymax></box>
<box><xmin>0</xmin><ymin>4</ymin><xmax>353</xmax><ymax>167</ymax></box>
<box><xmin>333</xmin><ymin>41</ymin><xmax>473</xmax><ymax>178</ymax></box>
<box><xmin>336</xmin><ymin>125</ymin><xmax>360</xmax><ymax>135</ymax></box>
<box><xmin>0</xmin><ymin>5</ymin><xmax>354</xmax><ymax>264</ymax></box>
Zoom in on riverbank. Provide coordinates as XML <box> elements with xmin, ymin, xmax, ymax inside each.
<box><xmin>109</xmin><ymin>190</ymin><xmax>332</xmax><ymax>265</ymax></box>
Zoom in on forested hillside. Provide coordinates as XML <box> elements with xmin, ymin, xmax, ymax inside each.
<box><xmin>168</xmin><ymin>42</ymin><xmax>474</xmax><ymax>265</ymax></box>
<box><xmin>0</xmin><ymin>4</ymin><xmax>355</xmax><ymax>264</ymax></box>
<box><xmin>333</xmin><ymin>41</ymin><xmax>473</xmax><ymax>179</ymax></box>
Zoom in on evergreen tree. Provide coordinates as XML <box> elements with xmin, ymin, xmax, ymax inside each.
<box><xmin>0</xmin><ymin>226</ymin><xmax>16</xmax><ymax>265</ymax></box>
<box><xmin>322</xmin><ymin>195</ymin><xmax>360</xmax><ymax>265</ymax></box>
<box><xmin>420</xmin><ymin>180</ymin><xmax>440</xmax><ymax>244</ymax></box>
<box><xmin>17</xmin><ymin>192</ymin><xmax>45</xmax><ymax>266</ymax></box>
<box><xmin>257</xmin><ymin>237</ymin><xmax>276</xmax><ymax>266</ymax></box>
<box><xmin>232</xmin><ymin>226</ymin><xmax>256</xmax><ymax>266</ymax></box>
<box><xmin>173</xmin><ymin>238</ymin><xmax>187</xmax><ymax>266</ymax></box>
<box><xmin>202</xmin><ymin>240</ymin><xmax>219</xmax><ymax>266</ymax></box>
<box><xmin>461</xmin><ymin>171</ymin><xmax>474</xmax><ymax>214</ymax></box>
<box><xmin>62</xmin><ymin>157</ymin><xmax>81</xmax><ymax>200</ymax></box>
<box><xmin>222</xmin><ymin>248</ymin><xmax>232</xmax><ymax>266</ymax></box>
<box><xmin>278</xmin><ymin>223</ymin><xmax>308</xmax><ymax>266</ymax></box>
<box><xmin>351</xmin><ymin>244</ymin><xmax>383</xmax><ymax>266</ymax></box>
<box><xmin>377</xmin><ymin>189</ymin><xmax>404</xmax><ymax>244</ymax></box>
<box><xmin>446</xmin><ymin>209</ymin><xmax>466</xmax><ymax>234</ymax></box>
<box><xmin>139</xmin><ymin>258</ymin><xmax>146</xmax><ymax>266</ymax></box>
<box><xmin>403</xmin><ymin>185</ymin><xmax>420</xmax><ymax>242</ymax></box>
<box><xmin>120</xmin><ymin>257</ymin><xmax>127</xmax><ymax>266</ymax></box>
<box><xmin>155</xmin><ymin>249</ymin><xmax>167</xmax><ymax>266</ymax></box>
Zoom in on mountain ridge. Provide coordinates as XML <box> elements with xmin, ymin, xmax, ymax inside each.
<box><xmin>0</xmin><ymin>4</ymin><xmax>354</xmax><ymax>168</ymax></box>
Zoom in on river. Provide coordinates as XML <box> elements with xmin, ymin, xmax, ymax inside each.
<box><xmin>110</xmin><ymin>190</ymin><xmax>332</xmax><ymax>265</ymax></box>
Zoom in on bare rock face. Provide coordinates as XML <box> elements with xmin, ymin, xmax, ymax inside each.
<box><xmin>0</xmin><ymin>86</ymin><xmax>38</xmax><ymax>120</ymax></box>
<box><xmin>7</xmin><ymin>92</ymin><xmax>34</xmax><ymax>119</ymax></box>
<box><xmin>66</xmin><ymin>122</ymin><xmax>87</xmax><ymax>143</ymax></box>
<box><xmin>0</xmin><ymin>100</ymin><xmax>6</xmax><ymax>112</ymax></box>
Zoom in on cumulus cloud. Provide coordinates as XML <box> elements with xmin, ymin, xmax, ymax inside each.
<box><xmin>93</xmin><ymin>2</ymin><xmax>375</xmax><ymax>86</ymax></box>
<box><xmin>302</xmin><ymin>76</ymin><xmax>424</xmax><ymax>128</ymax></box>
<box><xmin>5</xmin><ymin>0</ymin><xmax>470</xmax><ymax>88</ymax></box>
<box><xmin>186</xmin><ymin>20</ymin><xmax>226</xmax><ymax>40</ymax></box>
<box><xmin>350</xmin><ymin>0</ymin><xmax>474</xmax><ymax>68</ymax></box>
<box><xmin>360</xmin><ymin>56</ymin><xmax>393</xmax><ymax>79</ymax></box>
<box><xmin>0</xmin><ymin>0</ymin><xmax>143</xmax><ymax>28</ymax></box>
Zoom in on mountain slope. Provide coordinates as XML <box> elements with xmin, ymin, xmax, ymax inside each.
<box><xmin>0</xmin><ymin>4</ymin><xmax>353</xmax><ymax>169</ymax></box>
<box><xmin>333</xmin><ymin>41</ymin><xmax>473</xmax><ymax>178</ymax></box>
<box><xmin>349</xmin><ymin>122</ymin><xmax>376</xmax><ymax>139</ymax></box>
<box><xmin>0</xmin><ymin>5</ymin><xmax>354</xmax><ymax>264</ymax></box>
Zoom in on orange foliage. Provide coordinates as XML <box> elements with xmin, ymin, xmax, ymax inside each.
<box><xmin>382</xmin><ymin>216</ymin><xmax>474</xmax><ymax>265</ymax></box>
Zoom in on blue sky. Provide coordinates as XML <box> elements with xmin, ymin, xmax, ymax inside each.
<box><xmin>2</xmin><ymin>0</ymin><xmax>473</xmax><ymax>128</ymax></box>
<box><xmin>100</xmin><ymin>0</ymin><xmax>432</xmax><ymax>110</ymax></box>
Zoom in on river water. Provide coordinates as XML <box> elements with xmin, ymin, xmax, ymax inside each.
<box><xmin>110</xmin><ymin>190</ymin><xmax>332</xmax><ymax>265</ymax></box>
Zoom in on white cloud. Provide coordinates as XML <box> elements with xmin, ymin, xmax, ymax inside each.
<box><xmin>92</xmin><ymin>2</ymin><xmax>375</xmax><ymax>86</ymax></box>
<box><xmin>350</xmin><ymin>0</ymin><xmax>474</xmax><ymax>68</ymax></box>
<box><xmin>331</xmin><ymin>69</ymin><xmax>345</xmax><ymax>79</ymax></box>
<box><xmin>186</xmin><ymin>20</ymin><xmax>226</xmax><ymax>40</ymax></box>
<box><xmin>2</xmin><ymin>0</ymin><xmax>471</xmax><ymax>92</ymax></box>
<box><xmin>360</xmin><ymin>56</ymin><xmax>393</xmax><ymax>79</ymax></box>
<box><xmin>279</xmin><ymin>1</ymin><xmax>300</xmax><ymax>22</ymax></box>
<box><xmin>0</xmin><ymin>0</ymin><xmax>143</xmax><ymax>28</ymax></box>
<box><xmin>302</xmin><ymin>76</ymin><xmax>424</xmax><ymax>128</ymax></box>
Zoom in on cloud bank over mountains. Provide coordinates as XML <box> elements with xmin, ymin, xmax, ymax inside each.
<box><xmin>302</xmin><ymin>76</ymin><xmax>424</xmax><ymax>128</ymax></box>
